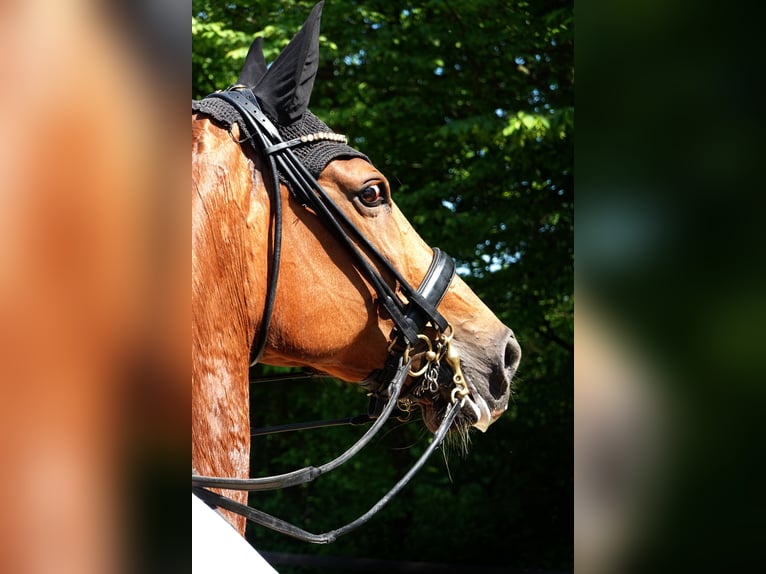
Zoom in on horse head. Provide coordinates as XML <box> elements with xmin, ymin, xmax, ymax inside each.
<box><xmin>192</xmin><ymin>1</ymin><xmax>520</xmax><ymax>533</ymax></box>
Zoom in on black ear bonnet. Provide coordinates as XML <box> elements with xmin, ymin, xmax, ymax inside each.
<box><xmin>192</xmin><ymin>1</ymin><xmax>369</xmax><ymax>179</ymax></box>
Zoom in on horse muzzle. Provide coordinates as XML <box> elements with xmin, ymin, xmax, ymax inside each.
<box><xmin>456</xmin><ymin>327</ymin><xmax>521</xmax><ymax>432</ymax></box>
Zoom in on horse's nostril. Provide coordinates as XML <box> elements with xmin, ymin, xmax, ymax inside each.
<box><xmin>505</xmin><ymin>332</ymin><xmax>521</xmax><ymax>373</ymax></box>
<box><xmin>489</xmin><ymin>369</ymin><xmax>509</xmax><ymax>400</ymax></box>
<box><xmin>489</xmin><ymin>333</ymin><xmax>521</xmax><ymax>400</ymax></box>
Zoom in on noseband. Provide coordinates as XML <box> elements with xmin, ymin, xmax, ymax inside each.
<box><xmin>192</xmin><ymin>87</ymin><xmax>469</xmax><ymax>543</ymax></box>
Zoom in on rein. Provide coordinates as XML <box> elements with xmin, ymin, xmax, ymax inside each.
<box><xmin>192</xmin><ymin>86</ymin><xmax>469</xmax><ymax>543</ymax></box>
<box><xmin>193</xmin><ymin>398</ymin><xmax>463</xmax><ymax>544</ymax></box>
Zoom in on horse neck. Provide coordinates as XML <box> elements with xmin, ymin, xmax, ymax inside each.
<box><xmin>192</xmin><ymin>118</ymin><xmax>269</xmax><ymax>529</ymax></box>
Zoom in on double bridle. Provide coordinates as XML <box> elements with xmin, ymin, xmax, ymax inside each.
<box><xmin>192</xmin><ymin>86</ymin><xmax>469</xmax><ymax>543</ymax></box>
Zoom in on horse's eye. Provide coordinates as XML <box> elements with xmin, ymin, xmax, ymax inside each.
<box><xmin>358</xmin><ymin>184</ymin><xmax>384</xmax><ymax>207</ymax></box>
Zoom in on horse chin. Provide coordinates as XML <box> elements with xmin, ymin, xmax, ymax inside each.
<box><xmin>419</xmin><ymin>384</ymin><xmax>490</xmax><ymax>434</ymax></box>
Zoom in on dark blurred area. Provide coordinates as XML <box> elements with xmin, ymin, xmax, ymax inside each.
<box><xmin>0</xmin><ymin>1</ymin><xmax>187</xmax><ymax>572</ymax></box>
<box><xmin>578</xmin><ymin>0</ymin><xmax>764</xmax><ymax>572</ymax></box>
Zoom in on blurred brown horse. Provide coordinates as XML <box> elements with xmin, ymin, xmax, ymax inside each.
<box><xmin>192</xmin><ymin>3</ymin><xmax>520</xmax><ymax>535</ymax></box>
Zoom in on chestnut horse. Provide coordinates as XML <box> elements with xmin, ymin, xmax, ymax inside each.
<box><xmin>192</xmin><ymin>3</ymin><xmax>520</xmax><ymax>537</ymax></box>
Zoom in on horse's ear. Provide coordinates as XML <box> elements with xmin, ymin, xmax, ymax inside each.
<box><xmin>238</xmin><ymin>37</ymin><xmax>267</xmax><ymax>87</ymax></box>
<box><xmin>253</xmin><ymin>1</ymin><xmax>324</xmax><ymax>125</ymax></box>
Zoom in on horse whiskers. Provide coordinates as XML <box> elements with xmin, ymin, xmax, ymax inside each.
<box><xmin>439</xmin><ymin>424</ymin><xmax>471</xmax><ymax>483</ymax></box>
<box><xmin>420</xmin><ymin>399</ymin><xmax>473</xmax><ymax>457</ymax></box>
<box><xmin>441</xmin><ymin>447</ymin><xmax>454</xmax><ymax>484</ymax></box>
<box><xmin>444</xmin><ymin>421</ymin><xmax>473</xmax><ymax>458</ymax></box>
<box><xmin>378</xmin><ymin>413</ymin><xmax>425</xmax><ymax>448</ymax></box>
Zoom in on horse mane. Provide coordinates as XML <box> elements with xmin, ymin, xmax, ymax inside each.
<box><xmin>192</xmin><ymin>115</ymin><xmax>264</xmax><ymax>533</ymax></box>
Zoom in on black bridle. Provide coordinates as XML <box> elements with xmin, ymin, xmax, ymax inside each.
<box><xmin>192</xmin><ymin>86</ymin><xmax>469</xmax><ymax>543</ymax></box>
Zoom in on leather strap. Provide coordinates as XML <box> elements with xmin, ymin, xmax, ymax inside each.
<box><xmin>401</xmin><ymin>247</ymin><xmax>455</xmax><ymax>336</ymax></box>
<box><xmin>193</xmin><ymin>397</ymin><xmax>462</xmax><ymax>544</ymax></box>
<box><xmin>360</xmin><ymin>248</ymin><xmax>455</xmax><ymax>393</ymax></box>
<box><xmin>192</xmin><ymin>356</ymin><xmax>409</xmax><ymax>492</ymax></box>
<box><xmin>206</xmin><ymin>88</ymin><xmax>454</xmax><ymax>346</ymax></box>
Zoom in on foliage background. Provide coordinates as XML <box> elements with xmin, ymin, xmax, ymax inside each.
<box><xmin>193</xmin><ymin>0</ymin><xmax>573</xmax><ymax>571</ymax></box>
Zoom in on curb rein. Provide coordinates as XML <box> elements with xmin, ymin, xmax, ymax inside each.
<box><xmin>192</xmin><ymin>86</ymin><xmax>469</xmax><ymax>544</ymax></box>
